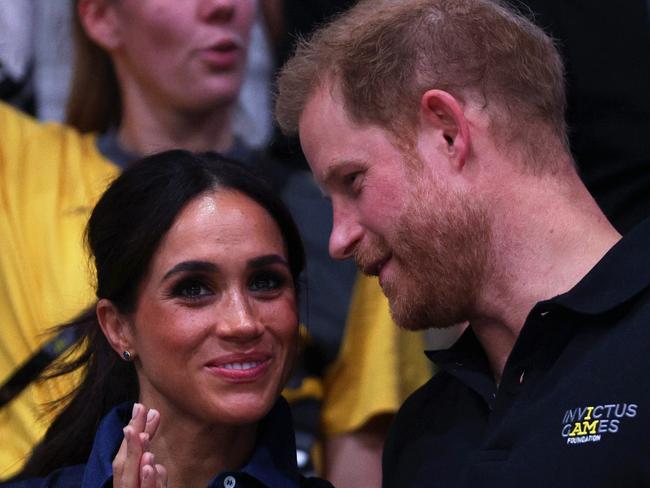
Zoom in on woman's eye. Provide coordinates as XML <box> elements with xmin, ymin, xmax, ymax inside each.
<box><xmin>172</xmin><ymin>279</ymin><xmax>212</xmax><ymax>300</ymax></box>
<box><xmin>249</xmin><ymin>272</ymin><xmax>286</xmax><ymax>293</ymax></box>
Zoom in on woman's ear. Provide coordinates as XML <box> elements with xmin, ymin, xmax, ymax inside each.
<box><xmin>78</xmin><ymin>0</ymin><xmax>123</xmax><ymax>51</ymax></box>
<box><xmin>96</xmin><ymin>298</ymin><xmax>135</xmax><ymax>360</ymax></box>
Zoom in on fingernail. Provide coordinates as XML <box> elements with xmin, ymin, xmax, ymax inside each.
<box><xmin>132</xmin><ymin>403</ymin><xmax>140</xmax><ymax>417</ymax></box>
<box><xmin>146</xmin><ymin>409</ymin><xmax>158</xmax><ymax>423</ymax></box>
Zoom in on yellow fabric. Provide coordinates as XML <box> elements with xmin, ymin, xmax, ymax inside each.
<box><xmin>0</xmin><ymin>100</ymin><xmax>432</xmax><ymax>477</ymax></box>
<box><xmin>283</xmin><ymin>376</ymin><xmax>324</xmax><ymax>404</ymax></box>
<box><xmin>321</xmin><ymin>274</ymin><xmax>433</xmax><ymax>436</ymax></box>
<box><xmin>0</xmin><ymin>102</ymin><xmax>119</xmax><ymax>478</ymax></box>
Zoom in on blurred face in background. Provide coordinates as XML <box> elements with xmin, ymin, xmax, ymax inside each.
<box><xmin>81</xmin><ymin>0</ymin><xmax>257</xmax><ymax>112</ymax></box>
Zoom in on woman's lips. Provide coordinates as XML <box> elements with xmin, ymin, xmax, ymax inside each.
<box><xmin>199</xmin><ymin>40</ymin><xmax>240</xmax><ymax>69</ymax></box>
<box><xmin>205</xmin><ymin>355</ymin><xmax>271</xmax><ymax>382</ymax></box>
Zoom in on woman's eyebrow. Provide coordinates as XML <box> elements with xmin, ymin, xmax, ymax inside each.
<box><xmin>162</xmin><ymin>261</ymin><xmax>219</xmax><ymax>281</ymax></box>
<box><xmin>248</xmin><ymin>255</ymin><xmax>289</xmax><ymax>269</ymax></box>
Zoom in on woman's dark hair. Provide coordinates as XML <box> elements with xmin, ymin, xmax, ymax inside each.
<box><xmin>17</xmin><ymin>150</ymin><xmax>305</xmax><ymax>477</ymax></box>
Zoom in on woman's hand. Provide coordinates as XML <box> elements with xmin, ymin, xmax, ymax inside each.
<box><xmin>113</xmin><ymin>403</ymin><xmax>167</xmax><ymax>488</ymax></box>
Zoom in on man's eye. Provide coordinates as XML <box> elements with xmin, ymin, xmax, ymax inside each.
<box><xmin>343</xmin><ymin>172</ymin><xmax>363</xmax><ymax>194</ymax></box>
<box><xmin>172</xmin><ymin>279</ymin><xmax>212</xmax><ymax>300</ymax></box>
<box><xmin>249</xmin><ymin>272</ymin><xmax>286</xmax><ymax>293</ymax></box>
<box><xmin>344</xmin><ymin>172</ymin><xmax>359</xmax><ymax>186</ymax></box>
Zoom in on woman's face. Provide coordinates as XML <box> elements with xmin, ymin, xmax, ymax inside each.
<box><xmin>106</xmin><ymin>0</ymin><xmax>256</xmax><ymax>111</ymax></box>
<box><xmin>128</xmin><ymin>190</ymin><xmax>298</xmax><ymax>426</ymax></box>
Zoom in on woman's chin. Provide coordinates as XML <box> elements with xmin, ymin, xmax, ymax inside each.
<box><xmin>205</xmin><ymin>393</ymin><xmax>277</xmax><ymax>426</ymax></box>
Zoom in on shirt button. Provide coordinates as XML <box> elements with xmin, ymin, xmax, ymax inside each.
<box><xmin>519</xmin><ymin>370</ymin><xmax>526</xmax><ymax>384</ymax></box>
<box><xmin>224</xmin><ymin>475</ymin><xmax>236</xmax><ymax>488</ymax></box>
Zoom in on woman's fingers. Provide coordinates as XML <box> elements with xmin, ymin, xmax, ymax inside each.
<box><xmin>130</xmin><ymin>403</ymin><xmax>148</xmax><ymax>436</ymax></box>
<box><xmin>139</xmin><ymin>451</ymin><xmax>156</xmax><ymax>488</ymax></box>
<box><xmin>113</xmin><ymin>403</ymin><xmax>150</xmax><ymax>487</ymax></box>
<box><xmin>155</xmin><ymin>464</ymin><xmax>168</xmax><ymax>488</ymax></box>
<box><xmin>144</xmin><ymin>408</ymin><xmax>160</xmax><ymax>439</ymax></box>
<box><xmin>139</xmin><ymin>452</ymin><xmax>168</xmax><ymax>488</ymax></box>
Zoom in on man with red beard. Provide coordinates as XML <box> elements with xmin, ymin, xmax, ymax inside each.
<box><xmin>275</xmin><ymin>0</ymin><xmax>650</xmax><ymax>486</ymax></box>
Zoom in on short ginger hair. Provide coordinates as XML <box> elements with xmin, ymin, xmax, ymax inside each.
<box><xmin>275</xmin><ymin>0</ymin><xmax>569</xmax><ymax>167</ymax></box>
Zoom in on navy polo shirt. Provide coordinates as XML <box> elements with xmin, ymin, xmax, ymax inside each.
<box><xmin>383</xmin><ymin>218</ymin><xmax>650</xmax><ymax>487</ymax></box>
<box><xmin>8</xmin><ymin>398</ymin><xmax>331</xmax><ymax>488</ymax></box>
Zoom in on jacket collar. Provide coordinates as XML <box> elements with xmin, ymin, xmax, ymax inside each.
<box><xmin>81</xmin><ymin>397</ymin><xmax>300</xmax><ymax>488</ymax></box>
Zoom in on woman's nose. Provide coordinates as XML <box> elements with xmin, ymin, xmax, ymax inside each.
<box><xmin>215</xmin><ymin>290</ymin><xmax>263</xmax><ymax>341</ymax></box>
<box><xmin>198</xmin><ymin>0</ymin><xmax>235</xmax><ymax>23</ymax></box>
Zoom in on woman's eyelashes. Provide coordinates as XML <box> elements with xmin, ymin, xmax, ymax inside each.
<box><xmin>166</xmin><ymin>269</ymin><xmax>291</xmax><ymax>303</ymax></box>
<box><xmin>169</xmin><ymin>277</ymin><xmax>214</xmax><ymax>302</ymax></box>
<box><xmin>248</xmin><ymin>269</ymin><xmax>290</xmax><ymax>295</ymax></box>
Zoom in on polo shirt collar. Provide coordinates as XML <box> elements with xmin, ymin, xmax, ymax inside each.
<box><xmin>550</xmin><ymin>217</ymin><xmax>650</xmax><ymax>315</ymax></box>
<box><xmin>426</xmin><ymin>329</ymin><xmax>498</xmax><ymax>407</ymax></box>
<box><xmin>81</xmin><ymin>398</ymin><xmax>300</xmax><ymax>488</ymax></box>
<box><xmin>425</xmin><ymin>217</ymin><xmax>650</xmax><ymax>405</ymax></box>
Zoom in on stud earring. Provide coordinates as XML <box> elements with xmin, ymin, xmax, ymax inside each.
<box><xmin>122</xmin><ymin>350</ymin><xmax>132</xmax><ymax>361</ymax></box>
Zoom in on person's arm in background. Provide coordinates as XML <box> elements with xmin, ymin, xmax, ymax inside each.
<box><xmin>318</xmin><ymin>275</ymin><xmax>434</xmax><ymax>488</ymax></box>
<box><xmin>324</xmin><ymin>415</ymin><xmax>391</xmax><ymax>488</ymax></box>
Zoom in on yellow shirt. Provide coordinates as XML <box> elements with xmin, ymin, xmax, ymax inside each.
<box><xmin>0</xmin><ymin>101</ymin><xmax>118</xmax><ymax>478</ymax></box>
<box><xmin>321</xmin><ymin>274</ymin><xmax>432</xmax><ymax>436</ymax></box>
<box><xmin>0</xmin><ymin>101</ymin><xmax>432</xmax><ymax>478</ymax></box>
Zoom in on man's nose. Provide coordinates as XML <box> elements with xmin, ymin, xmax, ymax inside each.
<box><xmin>328</xmin><ymin>205</ymin><xmax>363</xmax><ymax>260</ymax></box>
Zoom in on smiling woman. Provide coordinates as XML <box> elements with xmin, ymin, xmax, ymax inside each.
<box><xmin>5</xmin><ymin>151</ymin><xmax>331</xmax><ymax>488</ymax></box>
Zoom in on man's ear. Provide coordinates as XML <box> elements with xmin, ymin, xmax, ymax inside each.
<box><xmin>78</xmin><ymin>0</ymin><xmax>123</xmax><ymax>51</ymax></box>
<box><xmin>418</xmin><ymin>89</ymin><xmax>471</xmax><ymax>172</ymax></box>
<box><xmin>96</xmin><ymin>298</ymin><xmax>135</xmax><ymax>359</ymax></box>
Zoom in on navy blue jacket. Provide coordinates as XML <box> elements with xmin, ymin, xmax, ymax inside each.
<box><xmin>7</xmin><ymin>398</ymin><xmax>331</xmax><ymax>487</ymax></box>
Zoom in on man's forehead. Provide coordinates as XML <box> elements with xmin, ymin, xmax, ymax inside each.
<box><xmin>298</xmin><ymin>83</ymin><xmax>350</xmax><ymax>174</ymax></box>
<box><xmin>300</xmin><ymin>81</ymin><xmax>346</xmax><ymax>127</ymax></box>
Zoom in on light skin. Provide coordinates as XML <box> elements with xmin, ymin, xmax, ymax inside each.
<box><xmin>324</xmin><ymin>414</ymin><xmax>391</xmax><ymax>488</ymax></box>
<box><xmin>98</xmin><ymin>190</ymin><xmax>299</xmax><ymax>487</ymax></box>
<box><xmin>299</xmin><ymin>80</ymin><xmax>622</xmax><ymax>384</ymax></box>
<box><xmin>79</xmin><ymin>0</ymin><xmax>256</xmax><ymax>154</ymax></box>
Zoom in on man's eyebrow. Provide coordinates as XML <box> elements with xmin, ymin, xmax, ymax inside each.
<box><xmin>162</xmin><ymin>261</ymin><xmax>219</xmax><ymax>281</ymax></box>
<box><xmin>321</xmin><ymin>159</ymin><xmax>364</xmax><ymax>187</ymax></box>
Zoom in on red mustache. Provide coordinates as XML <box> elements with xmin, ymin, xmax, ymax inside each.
<box><xmin>353</xmin><ymin>236</ymin><xmax>392</xmax><ymax>275</ymax></box>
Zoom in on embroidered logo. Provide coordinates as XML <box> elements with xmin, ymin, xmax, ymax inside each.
<box><xmin>561</xmin><ymin>403</ymin><xmax>637</xmax><ymax>444</ymax></box>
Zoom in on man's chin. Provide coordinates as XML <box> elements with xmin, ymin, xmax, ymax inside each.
<box><xmin>386</xmin><ymin>293</ymin><xmax>431</xmax><ymax>331</ymax></box>
<box><xmin>387</xmin><ymin>291</ymin><xmax>464</xmax><ymax>331</ymax></box>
